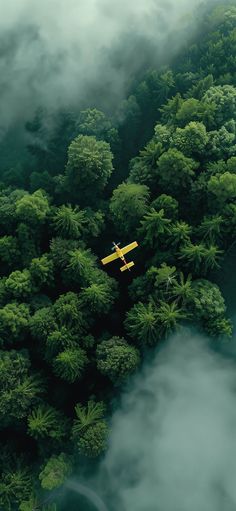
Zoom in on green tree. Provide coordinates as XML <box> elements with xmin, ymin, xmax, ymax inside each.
<box><xmin>171</xmin><ymin>272</ymin><xmax>194</xmax><ymax>305</ymax></box>
<box><xmin>30</xmin><ymin>170</ymin><xmax>54</xmax><ymax>194</ymax></box>
<box><xmin>20</xmin><ymin>497</ymin><xmax>58</xmax><ymax>511</ymax></box>
<box><xmin>186</xmin><ymin>74</ymin><xmax>214</xmax><ymax>100</ymax></box>
<box><xmin>180</xmin><ymin>241</ymin><xmax>223</xmax><ymax>275</ymax></box>
<box><xmin>125</xmin><ymin>302</ymin><xmax>159</xmax><ymax>346</ymax></box>
<box><xmin>53</xmin><ymin>347</ymin><xmax>88</xmax><ymax>383</ymax></box>
<box><xmin>0</xmin><ymin>465</ymin><xmax>32</xmax><ymax>510</ymax></box>
<box><xmin>154</xmin><ymin>123</ymin><xmax>173</xmax><ymax>148</ymax></box>
<box><xmin>205</xmin><ymin>317</ymin><xmax>233</xmax><ymax>339</ymax></box>
<box><xmin>39</xmin><ymin>453</ymin><xmax>72</xmax><ymax>490</ymax></box>
<box><xmin>45</xmin><ymin>326</ymin><xmax>78</xmax><ymax>360</ymax></box>
<box><xmin>208</xmin><ymin>172</ymin><xmax>236</xmax><ymax>204</ymax></box>
<box><xmin>139</xmin><ymin>139</ymin><xmax>163</xmax><ymax>166</ymax></box>
<box><xmin>226</xmin><ymin>155</ymin><xmax>236</xmax><ymax>173</ymax></box>
<box><xmin>149</xmin><ymin>264</ymin><xmax>176</xmax><ymax>301</ymax></box>
<box><xmin>15</xmin><ymin>190</ymin><xmax>50</xmax><ymax>226</ymax></box>
<box><xmin>5</xmin><ymin>270</ymin><xmax>32</xmax><ymax>299</ymax></box>
<box><xmin>29</xmin><ymin>255</ymin><xmax>54</xmax><ymax>290</ymax></box>
<box><xmin>151</xmin><ymin>194</ymin><xmax>179</xmax><ymax>220</ymax></box>
<box><xmin>173</xmin><ymin>121</ymin><xmax>208</xmax><ymax>157</ymax></box>
<box><xmin>160</xmin><ymin>93</ymin><xmax>183</xmax><ymax>124</ymax></box>
<box><xmin>202</xmin><ymin>245</ymin><xmax>223</xmax><ymax>272</ymax></box>
<box><xmin>19</xmin><ymin>495</ymin><xmax>40</xmax><ymax>511</ymax></box>
<box><xmin>157</xmin><ymin>149</ymin><xmax>199</xmax><ymax>193</ymax></box>
<box><xmin>49</xmin><ymin>237</ymin><xmax>79</xmax><ymax>270</ymax></box>
<box><xmin>222</xmin><ymin>202</ymin><xmax>236</xmax><ymax>237</ymax></box>
<box><xmin>110</xmin><ymin>182</ymin><xmax>150</xmax><ymax>235</ymax></box>
<box><xmin>154</xmin><ymin>69</ymin><xmax>175</xmax><ymax>103</ymax></box>
<box><xmin>0</xmin><ymin>350</ymin><xmax>43</xmax><ymax>424</ymax></box>
<box><xmin>203</xmin><ymin>85</ymin><xmax>236</xmax><ymax>127</ymax></box>
<box><xmin>76</xmin><ymin>108</ymin><xmax>110</xmax><ymax>136</ymax></box>
<box><xmin>16</xmin><ymin>222</ymin><xmax>38</xmax><ymax>266</ymax></box>
<box><xmin>196</xmin><ymin>215</ymin><xmax>223</xmax><ymax>243</ymax></box>
<box><xmin>75</xmin><ymin>108</ymin><xmax>119</xmax><ymax>151</ymax></box>
<box><xmin>28</xmin><ymin>404</ymin><xmax>68</xmax><ymax>440</ymax></box>
<box><xmin>72</xmin><ymin>401</ymin><xmax>105</xmax><ymax>433</ymax></box>
<box><xmin>65</xmin><ymin>134</ymin><xmax>113</xmax><ymax>199</ymax></box>
<box><xmin>206</xmin><ymin>126</ymin><xmax>236</xmax><ymax>159</ymax></box>
<box><xmin>189</xmin><ymin>279</ymin><xmax>230</xmax><ymax>331</ymax></box>
<box><xmin>96</xmin><ymin>337</ymin><xmax>140</xmax><ymax>385</ymax></box>
<box><xmin>128</xmin><ymin>271</ymin><xmax>156</xmax><ymax>302</ymax></box>
<box><xmin>65</xmin><ymin>248</ymin><xmax>97</xmax><ymax>287</ymax></box>
<box><xmin>206</xmin><ymin>159</ymin><xmax>228</xmax><ymax>176</ymax></box>
<box><xmin>175</xmin><ymin>98</ymin><xmax>216</xmax><ymax>128</ymax></box>
<box><xmin>79</xmin><ymin>282</ymin><xmax>116</xmax><ymax>315</ymax></box>
<box><xmin>0</xmin><ymin>303</ymin><xmax>30</xmax><ymax>345</ymax></box>
<box><xmin>53</xmin><ymin>292</ymin><xmax>86</xmax><ymax>332</ymax></box>
<box><xmin>53</xmin><ymin>205</ymin><xmax>85</xmax><ymax>239</ymax></box>
<box><xmin>0</xmin><ymin>189</ymin><xmax>25</xmax><ymax>234</ymax></box>
<box><xmin>128</xmin><ymin>156</ymin><xmax>157</xmax><ymax>186</ymax></box>
<box><xmin>138</xmin><ymin>208</ymin><xmax>171</xmax><ymax>248</ymax></box>
<box><xmin>0</xmin><ymin>236</ymin><xmax>20</xmax><ymax>271</ymax></box>
<box><xmin>0</xmin><ymin>278</ymin><xmax>7</xmax><ymax>307</ymax></box>
<box><xmin>169</xmin><ymin>221</ymin><xmax>192</xmax><ymax>249</ymax></box>
<box><xmin>76</xmin><ymin>421</ymin><xmax>109</xmax><ymax>458</ymax></box>
<box><xmin>156</xmin><ymin>301</ymin><xmax>187</xmax><ymax>338</ymax></box>
<box><xmin>82</xmin><ymin>208</ymin><xmax>105</xmax><ymax>239</ymax></box>
<box><xmin>179</xmin><ymin>243</ymin><xmax>207</xmax><ymax>273</ymax></box>
<box><xmin>72</xmin><ymin>401</ymin><xmax>108</xmax><ymax>458</ymax></box>
<box><xmin>30</xmin><ymin>306</ymin><xmax>57</xmax><ymax>342</ymax></box>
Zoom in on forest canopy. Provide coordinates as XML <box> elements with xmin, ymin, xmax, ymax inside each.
<box><xmin>0</xmin><ymin>2</ymin><xmax>236</xmax><ymax>510</ymax></box>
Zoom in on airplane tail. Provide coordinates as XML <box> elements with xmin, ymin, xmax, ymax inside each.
<box><xmin>120</xmin><ymin>261</ymin><xmax>135</xmax><ymax>272</ymax></box>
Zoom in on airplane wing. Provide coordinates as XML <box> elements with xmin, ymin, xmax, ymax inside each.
<box><xmin>121</xmin><ymin>241</ymin><xmax>138</xmax><ymax>255</ymax></box>
<box><xmin>101</xmin><ymin>252</ymin><xmax>119</xmax><ymax>265</ymax></box>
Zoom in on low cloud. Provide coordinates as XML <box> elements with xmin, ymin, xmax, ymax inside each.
<box><xmin>98</xmin><ymin>330</ymin><xmax>236</xmax><ymax>511</ymax></box>
<box><xmin>0</xmin><ymin>0</ymin><xmax>205</xmax><ymax>136</ymax></box>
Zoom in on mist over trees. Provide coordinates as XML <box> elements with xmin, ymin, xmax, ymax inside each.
<box><xmin>1</xmin><ymin>1</ymin><xmax>236</xmax><ymax>510</ymax></box>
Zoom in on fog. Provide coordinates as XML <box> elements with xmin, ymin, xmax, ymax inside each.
<box><xmin>92</xmin><ymin>330</ymin><xmax>236</xmax><ymax>511</ymax></box>
<box><xmin>0</xmin><ymin>0</ymin><xmax>205</xmax><ymax>136</ymax></box>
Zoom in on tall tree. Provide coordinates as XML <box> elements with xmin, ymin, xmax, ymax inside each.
<box><xmin>15</xmin><ymin>190</ymin><xmax>50</xmax><ymax>226</ymax></box>
<box><xmin>28</xmin><ymin>404</ymin><xmax>68</xmax><ymax>440</ymax></box>
<box><xmin>96</xmin><ymin>337</ymin><xmax>140</xmax><ymax>385</ymax></box>
<box><xmin>157</xmin><ymin>149</ymin><xmax>199</xmax><ymax>194</ymax></box>
<box><xmin>65</xmin><ymin>135</ymin><xmax>114</xmax><ymax>202</ymax></box>
<box><xmin>53</xmin><ymin>205</ymin><xmax>85</xmax><ymax>239</ymax></box>
<box><xmin>170</xmin><ymin>272</ymin><xmax>194</xmax><ymax>305</ymax></box>
<box><xmin>138</xmin><ymin>208</ymin><xmax>171</xmax><ymax>248</ymax></box>
<box><xmin>0</xmin><ymin>303</ymin><xmax>30</xmax><ymax>345</ymax></box>
<box><xmin>172</xmin><ymin>121</ymin><xmax>208</xmax><ymax>157</ymax></box>
<box><xmin>72</xmin><ymin>401</ymin><xmax>108</xmax><ymax>457</ymax></box>
<box><xmin>53</xmin><ymin>347</ymin><xmax>88</xmax><ymax>383</ymax></box>
<box><xmin>0</xmin><ymin>350</ymin><xmax>44</xmax><ymax>425</ymax></box>
<box><xmin>125</xmin><ymin>302</ymin><xmax>159</xmax><ymax>346</ymax></box>
<box><xmin>110</xmin><ymin>182</ymin><xmax>150</xmax><ymax>235</ymax></box>
<box><xmin>156</xmin><ymin>301</ymin><xmax>187</xmax><ymax>338</ymax></box>
<box><xmin>39</xmin><ymin>454</ymin><xmax>72</xmax><ymax>490</ymax></box>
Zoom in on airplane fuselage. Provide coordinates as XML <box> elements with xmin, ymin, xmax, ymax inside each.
<box><xmin>113</xmin><ymin>243</ymin><xmax>128</xmax><ymax>266</ymax></box>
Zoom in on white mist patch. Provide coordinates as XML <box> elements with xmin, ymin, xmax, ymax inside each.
<box><xmin>101</xmin><ymin>332</ymin><xmax>236</xmax><ymax>511</ymax></box>
<box><xmin>0</xmin><ymin>0</ymin><xmax>204</xmax><ymax>133</ymax></box>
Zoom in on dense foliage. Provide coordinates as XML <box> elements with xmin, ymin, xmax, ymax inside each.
<box><xmin>1</xmin><ymin>3</ymin><xmax>236</xmax><ymax>509</ymax></box>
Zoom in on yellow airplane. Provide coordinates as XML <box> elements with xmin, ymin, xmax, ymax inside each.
<box><xmin>101</xmin><ymin>241</ymin><xmax>138</xmax><ymax>272</ymax></box>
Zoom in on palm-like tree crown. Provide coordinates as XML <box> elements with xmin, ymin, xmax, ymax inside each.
<box><xmin>72</xmin><ymin>401</ymin><xmax>105</xmax><ymax>435</ymax></box>
<box><xmin>156</xmin><ymin>301</ymin><xmax>187</xmax><ymax>337</ymax></box>
<box><xmin>139</xmin><ymin>208</ymin><xmax>171</xmax><ymax>247</ymax></box>
<box><xmin>53</xmin><ymin>204</ymin><xmax>85</xmax><ymax>239</ymax></box>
